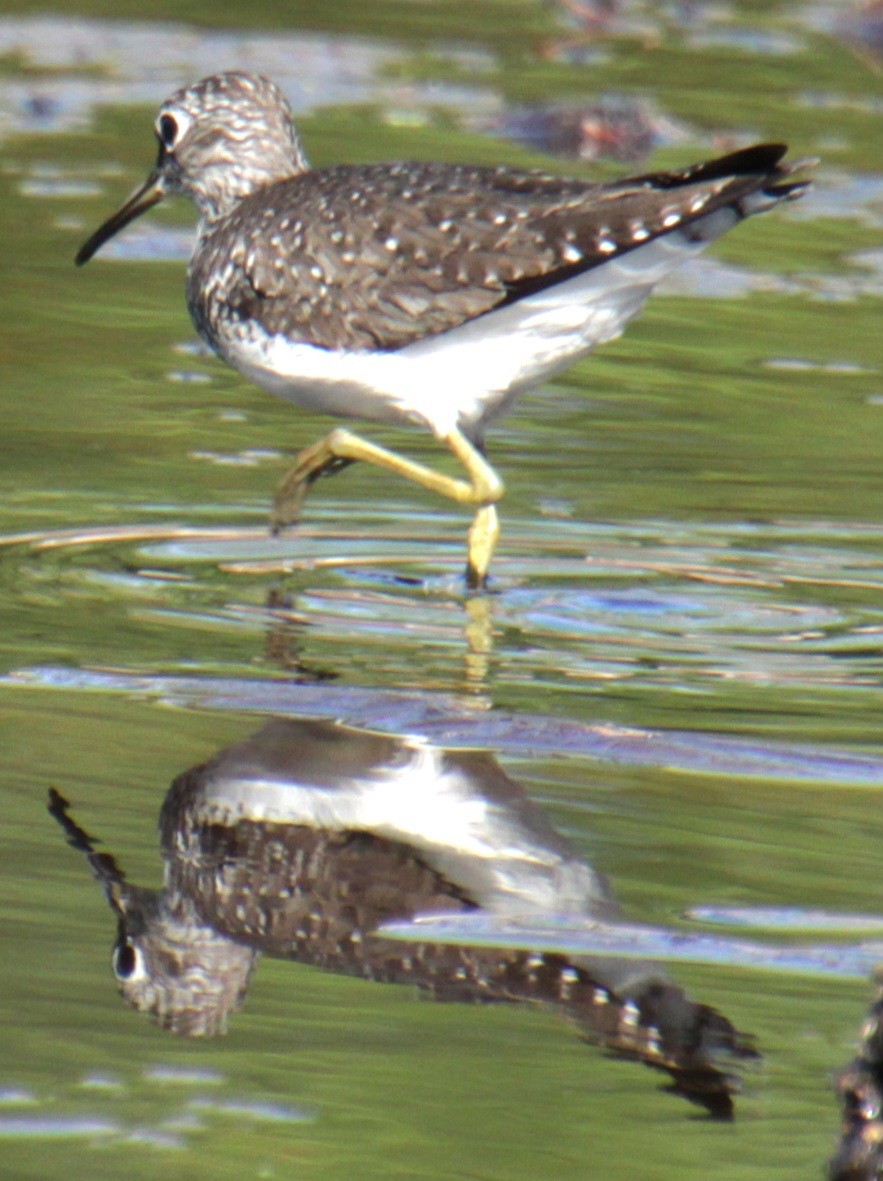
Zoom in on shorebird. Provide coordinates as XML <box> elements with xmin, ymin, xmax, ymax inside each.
<box><xmin>49</xmin><ymin>717</ymin><xmax>754</xmax><ymax>1116</ymax></box>
<box><xmin>76</xmin><ymin>70</ymin><xmax>812</xmax><ymax>587</ymax></box>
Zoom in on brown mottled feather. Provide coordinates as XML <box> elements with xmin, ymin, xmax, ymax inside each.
<box><xmin>188</xmin><ymin>146</ymin><xmax>803</xmax><ymax>353</ymax></box>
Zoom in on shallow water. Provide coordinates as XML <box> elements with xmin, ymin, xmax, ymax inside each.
<box><xmin>2</xmin><ymin>2</ymin><xmax>883</xmax><ymax>1178</ymax></box>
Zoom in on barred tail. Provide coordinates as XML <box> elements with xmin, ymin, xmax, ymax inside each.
<box><xmin>479</xmin><ymin>951</ymin><xmax>757</xmax><ymax>1118</ymax></box>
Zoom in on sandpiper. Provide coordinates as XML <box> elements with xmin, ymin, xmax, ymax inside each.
<box><xmin>50</xmin><ymin>717</ymin><xmax>754</xmax><ymax>1115</ymax></box>
<box><xmin>76</xmin><ymin>70</ymin><xmax>813</xmax><ymax>587</ymax></box>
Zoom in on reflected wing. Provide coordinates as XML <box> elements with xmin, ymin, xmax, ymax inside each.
<box><xmin>161</xmin><ymin>718</ymin><xmax>609</xmax><ymax>915</ymax></box>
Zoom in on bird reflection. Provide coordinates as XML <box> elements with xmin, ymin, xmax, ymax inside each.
<box><xmin>49</xmin><ymin>717</ymin><xmax>755</xmax><ymax>1117</ymax></box>
<box><xmin>829</xmin><ymin>974</ymin><xmax>883</xmax><ymax>1181</ymax></box>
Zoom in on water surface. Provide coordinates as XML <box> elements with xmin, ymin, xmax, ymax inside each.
<box><xmin>1</xmin><ymin>2</ymin><xmax>882</xmax><ymax>1178</ymax></box>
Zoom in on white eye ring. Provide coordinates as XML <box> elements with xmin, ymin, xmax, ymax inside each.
<box><xmin>112</xmin><ymin>938</ymin><xmax>146</xmax><ymax>983</ymax></box>
<box><xmin>155</xmin><ymin>107</ymin><xmax>193</xmax><ymax>151</ymax></box>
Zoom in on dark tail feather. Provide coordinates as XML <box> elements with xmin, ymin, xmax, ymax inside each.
<box><xmin>589</xmin><ymin>977</ymin><xmax>757</xmax><ymax>1120</ymax></box>
<box><xmin>489</xmin><ymin>952</ymin><xmax>756</xmax><ymax>1118</ymax></box>
<box><xmin>630</xmin><ymin>141</ymin><xmax>816</xmax><ymax>212</ymax></box>
<box><xmin>678</xmin><ymin>142</ymin><xmax>789</xmax><ymax>182</ymax></box>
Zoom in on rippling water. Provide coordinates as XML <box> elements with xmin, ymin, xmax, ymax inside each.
<box><xmin>2</xmin><ymin>3</ymin><xmax>882</xmax><ymax>1178</ymax></box>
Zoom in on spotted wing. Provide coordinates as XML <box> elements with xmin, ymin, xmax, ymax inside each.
<box><xmin>189</xmin><ymin>144</ymin><xmax>808</xmax><ymax>354</ymax></box>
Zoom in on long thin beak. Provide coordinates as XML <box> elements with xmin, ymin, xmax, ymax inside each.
<box><xmin>75</xmin><ymin>168</ymin><xmax>166</xmax><ymax>266</ymax></box>
<box><xmin>47</xmin><ymin>788</ymin><xmax>129</xmax><ymax>906</ymax></box>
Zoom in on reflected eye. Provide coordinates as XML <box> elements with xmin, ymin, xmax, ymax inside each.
<box><xmin>157</xmin><ymin>113</ymin><xmax>179</xmax><ymax>149</ymax></box>
<box><xmin>112</xmin><ymin>939</ymin><xmax>143</xmax><ymax>981</ymax></box>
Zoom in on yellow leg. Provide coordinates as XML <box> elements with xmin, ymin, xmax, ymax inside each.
<box><xmin>465</xmin><ymin>504</ymin><xmax>500</xmax><ymax>590</ymax></box>
<box><xmin>273</xmin><ymin>426</ymin><xmax>504</xmax><ymax>587</ymax></box>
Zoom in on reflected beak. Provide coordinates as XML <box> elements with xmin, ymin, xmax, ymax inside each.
<box><xmin>75</xmin><ymin>167</ymin><xmax>166</xmax><ymax>266</ymax></box>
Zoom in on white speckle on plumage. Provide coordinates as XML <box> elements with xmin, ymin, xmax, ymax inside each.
<box><xmin>662</xmin><ymin>210</ymin><xmax>681</xmax><ymax>228</ymax></box>
<box><xmin>558</xmin><ymin>965</ymin><xmax>579</xmax><ymax>1000</ymax></box>
<box><xmin>561</xmin><ymin>241</ymin><xmax>583</xmax><ymax>263</ymax></box>
<box><xmin>384</xmin><ymin>236</ymin><xmax>398</xmax><ymax>251</ymax></box>
<box><xmin>621</xmin><ymin>999</ymin><xmax>640</xmax><ymax>1028</ymax></box>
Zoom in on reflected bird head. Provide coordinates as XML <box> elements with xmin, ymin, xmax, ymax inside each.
<box><xmin>108</xmin><ymin>890</ymin><xmax>256</xmax><ymax>1037</ymax></box>
<box><xmin>47</xmin><ymin>788</ymin><xmax>255</xmax><ymax>1036</ymax></box>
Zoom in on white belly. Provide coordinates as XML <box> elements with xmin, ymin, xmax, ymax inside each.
<box><xmin>217</xmin><ymin>217</ymin><xmax>726</xmax><ymax>438</ymax></box>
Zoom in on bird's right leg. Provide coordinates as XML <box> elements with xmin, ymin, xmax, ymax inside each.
<box><xmin>272</xmin><ymin>426</ymin><xmax>504</xmax><ymax>587</ymax></box>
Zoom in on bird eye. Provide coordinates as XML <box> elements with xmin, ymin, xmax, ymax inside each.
<box><xmin>112</xmin><ymin>939</ymin><xmax>143</xmax><ymax>981</ymax></box>
<box><xmin>157</xmin><ymin>113</ymin><xmax>179</xmax><ymax>149</ymax></box>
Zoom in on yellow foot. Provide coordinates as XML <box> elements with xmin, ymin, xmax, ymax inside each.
<box><xmin>270</xmin><ymin>425</ymin><xmax>505</xmax><ymax>579</ymax></box>
<box><xmin>272</xmin><ymin>436</ymin><xmax>355</xmax><ymax>531</ymax></box>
